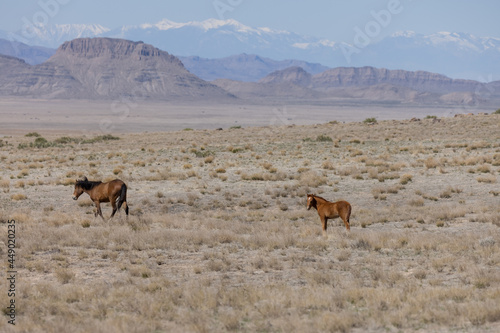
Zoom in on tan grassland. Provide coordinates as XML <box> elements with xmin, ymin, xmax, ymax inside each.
<box><xmin>0</xmin><ymin>112</ymin><xmax>499</xmax><ymax>332</ymax></box>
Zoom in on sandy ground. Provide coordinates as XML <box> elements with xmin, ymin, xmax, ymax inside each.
<box><xmin>0</xmin><ymin>98</ymin><xmax>490</xmax><ymax>135</ymax></box>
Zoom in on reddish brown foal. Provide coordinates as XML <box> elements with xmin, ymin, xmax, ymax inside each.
<box><xmin>73</xmin><ymin>176</ymin><xmax>129</xmax><ymax>219</ymax></box>
<box><xmin>307</xmin><ymin>194</ymin><xmax>351</xmax><ymax>234</ymax></box>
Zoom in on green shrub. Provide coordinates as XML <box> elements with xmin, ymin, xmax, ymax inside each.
<box><xmin>316</xmin><ymin>134</ymin><xmax>333</xmax><ymax>142</ymax></box>
<box><xmin>194</xmin><ymin>150</ymin><xmax>214</xmax><ymax>158</ymax></box>
<box><xmin>54</xmin><ymin>136</ymin><xmax>81</xmax><ymax>144</ymax></box>
<box><xmin>81</xmin><ymin>135</ymin><xmax>120</xmax><ymax>144</ymax></box>
<box><xmin>31</xmin><ymin>137</ymin><xmax>53</xmax><ymax>148</ymax></box>
<box><xmin>98</xmin><ymin>134</ymin><xmax>120</xmax><ymax>141</ymax></box>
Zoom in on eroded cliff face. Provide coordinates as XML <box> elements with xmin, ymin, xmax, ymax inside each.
<box><xmin>256</xmin><ymin>65</ymin><xmax>482</xmax><ymax>96</ymax></box>
<box><xmin>259</xmin><ymin>66</ymin><xmax>313</xmax><ymax>87</ymax></box>
<box><xmin>0</xmin><ymin>37</ymin><xmax>497</xmax><ymax>105</ymax></box>
<box><xmin>54</xmin><ymin>38</ymin><xmax>180</xmax><ymax>64</ymax></box>
<box><xmin>309</xmin><ymin>66</ymin><xmax>479</xmax><ymax>94</ymax></box>
<box><xmin>0</xmin><ymin>38</ymin><xmax>232</xmax><ymax>100</ymax></box>
<box><xmin>216</xmin><ymin>64</ymin><xmax>497</xmax><ymax>104</ymax></box>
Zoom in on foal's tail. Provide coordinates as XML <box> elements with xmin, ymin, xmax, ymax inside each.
<box><xmin>117</xmin><ymin>183</ymin><xmax>129</xmax><ymax>215</ymax></box>
<box><xmin>347</xmin><ymin>203</ymin><xmax>352</xmax><ymax>223</ymax></box>
<box><xmin>345</xmin><ymin>202</ymin><xmax>352</xmax><ymax>231</ymax></box>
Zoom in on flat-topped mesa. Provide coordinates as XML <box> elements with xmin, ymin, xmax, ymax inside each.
<box><xmin>259</xmin><ymin>66</ymin><xmax>312</xmax><ymax>86</ymax></box>
<box><xmin>0</xmin><ymin>37</ymin><xmax>233</xmax><ymax>100</ymax></box>
<box><xmin>310</xmin><ymin>66</ymin><xmax>479</xmax><ymax>93</ymax></box>
<box><xmin>55</xmin><ymin>37</ymin><xmax>182</xmax><ymax>64</ymax></box>
<box><xmin>259</xmin><ymin>65</ymin><xmax>482</xmax><ymax>94</ymax></box>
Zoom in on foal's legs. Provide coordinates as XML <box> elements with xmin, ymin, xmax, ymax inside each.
<box><xmin>321</xmin><ymin>216</ymin><xmax>328</xmax><ymax>236</ymax></box>
<box><xmin>341</xmin><ymin>206</ymin><xmax>351</xmax><ymax>231</ymax></box>
<box><xmin>341</xmin><ymin>215</ymin><xmax>350</xmax><ymax>231</ymax></box>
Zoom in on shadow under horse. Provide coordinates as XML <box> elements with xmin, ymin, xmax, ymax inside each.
<box><xmin>73</xmin><ymin>176</ymin><xmax>129</xmax><ymax>219</ymax></box>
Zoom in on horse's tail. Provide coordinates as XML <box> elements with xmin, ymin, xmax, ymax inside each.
<box><xmin>347</xmin><ymin>203</ymin><xmax>352</xmax><ymax>223</ymax></box>
<box><xmin>117</xmin><ymin>183</ymin><xmax>128</xmax><ymax>215</ymax></box>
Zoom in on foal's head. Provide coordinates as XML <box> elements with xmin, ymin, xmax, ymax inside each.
<box><xmin>73</xmin><ymin>176</ymin><xmax>88</xmax><ymax>200</ymax></box>
<box><xmin>306</xmin><ymin>194</ymin><xmax>316</xmax><ymax>210</ymax></box>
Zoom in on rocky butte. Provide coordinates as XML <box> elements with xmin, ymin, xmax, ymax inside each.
<box><xmin>0</xmin><ymin>38</ymin><xmax>233</xmax><ymax>100</ymax></box>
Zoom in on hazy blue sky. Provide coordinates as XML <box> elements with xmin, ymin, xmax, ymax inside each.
<box><xmin>1</xmin><ymin>0</ymin><xmax>499</xmax><ymax>42</ymax></box>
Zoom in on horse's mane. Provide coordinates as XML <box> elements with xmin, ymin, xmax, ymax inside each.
<box><xmin>76</xmin><ymin>179</ymin><xmax>102</xmax><ymax>191</ymax></box>
<box><xmin>311</xmin><ymin>194</ymin><xmax>329</xmax><ymax>203</ymax></box>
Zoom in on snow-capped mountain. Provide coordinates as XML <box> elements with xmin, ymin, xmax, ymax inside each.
<box><xmin>137</xmin><ymin>18</ymin><xmax>259</xmax><ymax>33</ymax></box>
<box><xmin>3</xmin><ymin>19</ymin><xmax>500</xmax><ymax>81</ymax></box>
<box><xmin>362</xmin><ymin>31</ymin><xmax>500</xmax><ymax>81</ymax></box>
<box><xmin>6</xmin><ymin>23</ymin><xmax>109</xmax><ymax>48</ymax></box>
<box><xmin>422</xmin><ymin>31</ymin><xmax>500</xmax><ymax>51</ymax></box>
<box><xmin>107</xmin><ymin>18</ymin><xmax>316</xmax><ymax>61</ymax></box>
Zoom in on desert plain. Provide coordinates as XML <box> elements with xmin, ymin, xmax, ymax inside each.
<box><xmin>0</xmin><ymin>101</ymin><xmax>499</xmax><ymax>332</ymax></box>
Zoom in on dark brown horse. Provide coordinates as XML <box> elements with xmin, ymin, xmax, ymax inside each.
<box><xmin>73</xmin><ymin>176</ymin><xmax>129</xmax><ymax>219</ymax></box>
<box><xmin>307</xmin><ymin>194</ymin><xmax>351</xmax><ymax>234</ymax></box>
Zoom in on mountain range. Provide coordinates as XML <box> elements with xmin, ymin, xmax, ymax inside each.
<box><xmin>0</xmin><ymin>36</ymin><xmax>328</xmax><ymax>83</ymax></box>
<box><xmin>213</xmin><ymin>66</ymin><xmax>500</xmax><ymax>105</ymax></box>
<box><xmin>1</xmin><ymin>37</ymin><xmax>499</xmax><ymax>107</ymax></box>
<box><xmin>0</xmin><ymin>38</ymin><xmax>232</xmax><ymax>100</ymax></box>
<box><xmin>177</xmin><ymin>54</ymin><xmax>329</xmax><ymax>82</ymax></box>
<box><xmin>0</xmin><ymin>39</ymin><xmax>55</xmax><ymax>65</ymax></box>
<box><xmin>2</xmin><ymin>19</ymin><xmax>500</xmax><ymax>81</ymax></box>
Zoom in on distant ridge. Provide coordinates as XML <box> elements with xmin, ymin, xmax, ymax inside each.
<box><xmin>259</xmin><ymin>66</ymin><xmax>312</xmax><ymax>86</ymax></box>
<box><xmin>260</xmin><ymin>66</ymin><xmax>481</xmax><ymax>94</ymax></box>
<box><xmin>0</xmin><ymin>38</ymin><xmax>233</xmax><ymax>100</ymax></box>
<box><xmin>217</xmin><ymin>66</ymin><xmax>500</xmax><ymax>105</ymax></box>
<box><xmin>309</xmin><ymin>67</ymin><xmax>480</xmax><ymax>94</ymax></box>
<box><xmin>0</xmin><ymin>37</ymin><xmax>499</xmax><ymax>106</ymax></box>
<box><xmin>3</xmin><ymin>20</ymin><xmax>499</xmax><ymax>80</ymax></box>
<box><xmin>0</xmin><ymin>38</ymin><xmax>55</xmax><ymax>65</ymax></box>
<box><xmin>179</xmin><ymin>54</ymin><xmax>329</xmax><ymax>82</ymax></box>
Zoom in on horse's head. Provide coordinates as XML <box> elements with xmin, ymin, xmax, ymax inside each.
<box><xmin>73</xmin><ymin>176</ymin><xmax>88</xmax><ymax>200</ymax></box>
<box><xmin>306</xmin><ymin>194</ymin><xmax>316</xmax><ymax>210</ymax></box>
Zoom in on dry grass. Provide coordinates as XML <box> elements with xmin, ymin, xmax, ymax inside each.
<box><xmin>477</xmin><ymin>175</ymin><xmax>498</xmax><ymax>183</ymax></box>
<box><xmin>10</xmin><ymin>193</ymin><xmax>27</xmax><ymax>201</ymax></box>
<box><xmin>1</xmin><ymin>114</ymin><xmax>500</xmax><ymax>332</ymax></box>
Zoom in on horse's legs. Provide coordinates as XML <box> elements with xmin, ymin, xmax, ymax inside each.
<box><xmin>110</xmin><ymin>197</ymin><xmax>118</xmax><ymax>218</ymax></box>
<box><xmin>95</xmin><ymin>201</ymin><xmax>104</xmax><ymax>220</ymax></box>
